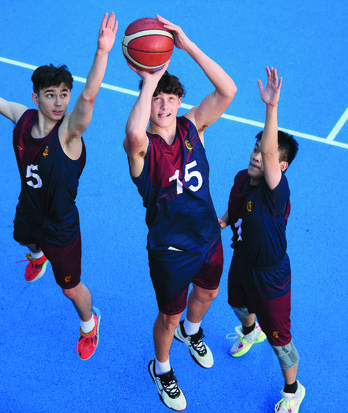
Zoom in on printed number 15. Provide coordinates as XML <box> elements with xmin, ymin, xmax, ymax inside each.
<box><xmin>169</xmin><ymin>160</ymin><xmax>203</xmax><ymax>194</ymax></box>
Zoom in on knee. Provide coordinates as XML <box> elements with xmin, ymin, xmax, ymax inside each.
<box><xmin>194</xmin><ymin>285</ymin><xmax>219</xmax><ymax>302</ymax></box>
<box><xmin>62</xmin><ymin>283</ymin><xmax>80</xmax><ymax>300</ymax></box>
<box><xmin>271</xmin><ymin>339</ymin><xmax>300</xmax><ymax>370</ymax></box>
<box><xmin>157</xmin><ymin>312</ymin><xmax>181</xmax><ymax>333</ymax></box>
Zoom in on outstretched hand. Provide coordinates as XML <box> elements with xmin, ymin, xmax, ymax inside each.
<box><xmin>157</xmin><ymin>15</ymin><xmax>191</xmax><ymax>51</ymax></box>
<box><xmin>257</xmin><ymin>67</ymin><xmax>282</xmax><ymax>106</ymax></box>
<box><xmin>98</xmin><ymin>12</ymin><xmax>118</xmax><ymax>53</ymax></box>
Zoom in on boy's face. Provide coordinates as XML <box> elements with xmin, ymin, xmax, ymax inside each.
<box><xmin>149</xmin><ymin>92</ymin><xmax>182</xmax><ymax>129</ymax></box>
<box><xmin>248</xmin><ymin>139</ymin><xmax>288</xmax><ymax>185</ymax></box>
<box><xmin>32</xmin><ymin>83</ymin><xmax>71</xmax><ymax>121</ymax></box>
<box><xmin>248</xmin><ymin>140</ymin><xmax>264</xmax><ymax>185</ymax></box>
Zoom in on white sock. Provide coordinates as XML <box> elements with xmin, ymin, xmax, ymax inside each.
<box><xmin>80</xmin><ymin>314</ymin><xmax>95</xmax><ymax>334</ymax></box>
<box><xmin>155</xmin><ymin>358</ymin><xmax>171</xmax><ymax>375</ymax></box>
<box><xmin>30</xmin><ymin>250</ymin><xmax>44</xmax><ymax>260</ymax></box>
<box><xmin>184</xmin><ymin>319</ymin><xmax>201</xmax><ymax>336</ymax></box>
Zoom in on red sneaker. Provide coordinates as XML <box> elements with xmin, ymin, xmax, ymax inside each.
<box><xmin>24</xmin><ymin>253</ymin><xmax>49</xmax><ymax>282</ymax></box>
<box><xmin>75</xmin><ymin>307</ymin><xmax>101</xmax><ymax>360</ymax></box>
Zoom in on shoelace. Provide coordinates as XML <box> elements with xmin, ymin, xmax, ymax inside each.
<box><xmin>226</xmin><ymin>332</ymin><xmax>240</xmax><ymax>341</ymax></box>
<box><xmin>162</xmin><ymin>377</ymin><xmax>180</xmax><ymax>397</ymax></box>
<box><xmin>75</xmin><ymin>331</ymin><xmax>96</xmax><ymax>352</ymax></box>
<box><xmin>191</xmin><ymin>334</ymin><xmax>207</xmax><ymax>355</ymax></box>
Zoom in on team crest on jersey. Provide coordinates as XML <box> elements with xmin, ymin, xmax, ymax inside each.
<box><xmin>247</xmin><ymin>201</ymin><xmax>252</xmax><ymax>212</ymax></box>
<box><xmin>272</xmin><ymin>331</ymin><xmax>279</xmax><ymax>339</ymax></box>
<box><xmin>185</xmin><ymin>139</ymin><xmax>193</xmax><ymax>153</ymax></box>
<box><xmin>43</xmin><ymin>146</ymin><xmax>49</xmax><ymax>157</ymax></box>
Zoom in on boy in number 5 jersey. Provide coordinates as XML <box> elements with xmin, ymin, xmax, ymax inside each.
<box><xmin>0</xmin><ymin>13</ymin><xmax>117</xmax><ymax>360</ymax></box>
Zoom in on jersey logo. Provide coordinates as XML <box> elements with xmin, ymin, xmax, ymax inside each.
<box><xmin>184</xmin><ymin>139</ymin><xmax>193</xmax><ymax>153</ymax></box>
<box><xmin>247</xmin><ymin>201</ymin><xmax>252</xmax><ymax>212</ymax></box>
<box><xmin>43</xmin><ymin>146</ymin><xmax>49</xmax><ymax>157</ymax></box>
<box><xmin>16</xmin><ymin>145</ymin><xmax>23</xmax><ymax>151</ymax></box>
<box><xmin>65</xmin><ymin>275</ymin><xmax>71</xmax><ymax>283</ymax></box>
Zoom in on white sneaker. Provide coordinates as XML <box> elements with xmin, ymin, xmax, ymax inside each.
<box><xmin>228</xmin><ymin>322</ymin><xmax>267</xmax><ymax>357</ymax></box>
<box><xmin>275</xmin><ymin>381</ymin><xmax>306</xmax><ymax>413</ymax></box>
<box><xmin>148</xmin><ymin>360</ymin><xmax>187</xmax><ymax>411</ymax></box>
<box><xmin>174</xmin><ymin>321</ymin><xmax>214</xmax><ymax>368</ymax></box>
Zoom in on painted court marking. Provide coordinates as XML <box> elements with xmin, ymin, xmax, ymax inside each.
<box><xmin>1</xmin><ymin>56</ymin><xmax>347</xmax><ymax>149</ymax></box>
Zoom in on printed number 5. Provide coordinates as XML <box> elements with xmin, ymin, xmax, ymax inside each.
<box><xmin>169</xmin><ymin>160</ymin><xmax>203</xmax><ymax>194</ymax></box>
<box><xmin>26</xmin><ymin>164</ymin><xmax>42</xmax><ymax>189</ymax></box>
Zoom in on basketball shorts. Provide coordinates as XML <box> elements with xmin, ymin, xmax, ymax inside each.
<box><xmin>14</xmin><ymin>231</ymin><xmax>82</xmax><ymax>289</ymax></box>
<box><xmin>228</xmin><ymin>253</ymin><xmax>292</xmax><ymax>346</ymax></box>
<box><xmin>148</xmin><ymin>238</ymin><xmax>223</xmax><ymax>315</ymax></box>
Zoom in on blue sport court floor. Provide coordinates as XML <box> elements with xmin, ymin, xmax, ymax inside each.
<box><xmin>0</xmin><ymin>1</ymin><xmax>347</xmax><ymax>412</ymax></box>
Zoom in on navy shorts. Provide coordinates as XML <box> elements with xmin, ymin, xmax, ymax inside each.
<box><xmin>228</xmin><ymin>253</ymin><xmax>292</xmax><ymax>346</ymax></box>
<box><xmin>14</xmin><ymin>232</ymin><xmax>82</xmax><ymax>289</ymax></box>
<box><xmin>148</xmin><ymin>238</ymin><xmax>223</xmax><ymax>315</ymax></box>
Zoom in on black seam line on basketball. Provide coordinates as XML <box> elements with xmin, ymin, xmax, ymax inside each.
<box><xmin>126</xmin><ymin>49</ymin><xmax>173</xmax><ymax>54</ymax></box>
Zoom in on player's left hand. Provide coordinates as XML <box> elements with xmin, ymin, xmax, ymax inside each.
<box><xmin>98</xmin><ymin>12</ymin><xmax>118</xmax><ymax>53</ymax></box>
<box><xmin>257</xmin><ymin>67</ymin><xmax>282</xmax><ymax>106</ymax></box>
<box><xmin>157</xmin><ymin>15</ymin><xmax>191</xmax><ymax>51</ymax></box>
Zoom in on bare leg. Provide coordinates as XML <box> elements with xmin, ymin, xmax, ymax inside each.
<box><xmin>238</xmin><ymin>314</ymin><xmax>255</xmax><ymax>328</ymax></box>
<box><xmin>63</xmin><ymin>282</ymin><xmax>93</xmax><ymax>322</ymax></box>
<box><xmin>185</xmin><ymin>284</ymin><xmax>219</xmax><ymax>323</ymax></box>
<box><xmin>282</xmin><ymin>363</ymin><xmax>298</xmax><ymax>385</ymax></box>
<box><xmin>153</xmin><ymin>311</ymin><xmax>182</xmax><ymax>362</ymax></box>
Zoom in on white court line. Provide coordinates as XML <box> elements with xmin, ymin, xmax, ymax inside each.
<box><xmin>1</xmin><ymin>56</ymin><xmax>348</xmax><ymax>149</ymax></box>
<box><xmin>326</xmin><ymin>107</ymin><xmax>348</xmax><ymax>142</ymax></box>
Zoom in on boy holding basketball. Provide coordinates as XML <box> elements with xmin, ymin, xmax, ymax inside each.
<box><xmin>0</xmin><ymin>13</ymin><xmax>117</xmax><ymax>360</ymax></box>
<box><xmin>219</xmin><ymin>67</ymin><xmax>305</xmax><ymax>412</ymax></box>
<box><xmin>124</xmin><ymin>15</ymin><xmax>237</xmax><ymax>411</ymax></box>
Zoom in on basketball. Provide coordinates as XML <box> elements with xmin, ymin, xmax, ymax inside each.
<box><xmin>122</xmin><ymin>17</ymin><xmax>174</xmax><ymax>72</ymax></box>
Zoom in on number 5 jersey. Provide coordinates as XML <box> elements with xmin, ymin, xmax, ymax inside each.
<box><xmin>13</xmin><ymin>109</ymin><xmax>86</xmax><ymax>246</ymax></box>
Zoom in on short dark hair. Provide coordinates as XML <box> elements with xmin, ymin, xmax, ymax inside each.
<box><xmin>31</xmin><ymin>64</ymin><xmax>73</xmax><ymax>94</ymax></box>
<box><xmin>139</xmin><ymin>71</ymin><xmax>185</xmax><ymax>98</ymax></box>
<box><xmin>256</xmin><ymin>130</ymin><xmax>299</xmax><ymax>167</ymax></box>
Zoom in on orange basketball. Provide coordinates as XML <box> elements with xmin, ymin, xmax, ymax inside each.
<box><xmin>122</xmin><ymin>17</ymin><xmax>174</xmax><ymax>72</ymax></box>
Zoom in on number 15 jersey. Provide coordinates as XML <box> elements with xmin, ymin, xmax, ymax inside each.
<box><xmin>132</xmin><ymin>116</ymin><xmax>220</xmax><ymax>252</ymax></box>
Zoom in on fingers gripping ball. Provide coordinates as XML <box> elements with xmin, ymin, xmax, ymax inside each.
<box><xmin>122</xmin><ymin>17</ymin><xmax>174</xmax><ymax>72</ymax></box>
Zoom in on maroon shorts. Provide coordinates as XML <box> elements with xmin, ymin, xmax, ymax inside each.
<box><xmin>229</xmin><ymin>286</ymin><xmax>292</xmax><ymax>346</ymax></box>
<box><xmin>151</xmin><ymin>239</ymin><xmax>223</xmax><ymax>316</ymax></box>
<box><xmin>14</xmin><ymin>232</ymin><xmax>82</xmax><ymax>289</ymax></box>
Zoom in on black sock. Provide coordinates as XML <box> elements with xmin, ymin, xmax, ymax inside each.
<box><xmin>284</xmin><ymin>381</ymin><xmax>298</xmax><ymax>394</ymax></box>
<box><xmin>242</xmin><ymin>322</ymin><xmax>256</xmax><ymax>336</ymax></box>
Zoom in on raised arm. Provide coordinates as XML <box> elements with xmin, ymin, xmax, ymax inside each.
<box><xmin>0</xmin><ymin>98</ymin><xmax>28</xmax><ymax>124</ymax></box>
<box><xmin>257</xmin><ymin>67</ymin><xmax>283</xmax><ymax>190</ymax></box>
<box><xmin>123</xmin><ymin>62</ymin><xmax>169</xmax><ymax>177</ymax></box>
<box><xmin>60</xmin><ymin>12</ymin><xmax>117</xmax><ymax>158</ymax></box>
<box><xmin>157</xmin><ymin>15</ymin><xmax>237</xmax><ymax>140</ymax></box>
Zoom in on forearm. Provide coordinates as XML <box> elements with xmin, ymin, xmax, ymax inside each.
<box><xmin>261</xmin><ymin>104</ymin><xmax>279</xmax><ymax>155</ymax></box>
<box><xmin>81</xmin><ymin>48</ymin><xmax>110</xmax><ymax>103</ymax></box>
<box><xmin>126</xmin><ymin>84</ymin><xmax>153</xmax><ymax>137</ymax></box>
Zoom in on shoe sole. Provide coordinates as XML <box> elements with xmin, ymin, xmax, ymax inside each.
<box><xmin>79</xmin><ymin>307</ymin><xmax>101</xmax><ymax>361</ymax></box>
<box><xmin>26</xmin><ymin>259</ymin><xmax>49</xmax><ymax>282</ymax></box>
<box><xmin>148</xmin><ymin>360</ymin><xmax>187</xmax><ymax>411</ymax></box>
<box><xmin>230</xmin><ymin>331</ymin><xmax>267</xmax><ymax>358</ymax></box>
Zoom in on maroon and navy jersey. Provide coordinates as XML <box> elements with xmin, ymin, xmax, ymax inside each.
<box><xmin>228</xmin><ymin>169</ymin><xmax>291</xmax><ymax>268</ymax></box>
<box><xmin>132</xmin><ymin>116</ymin><xmax>220</xmax><ymax>252</ymax></box>
<box><xmin>13</xmin><ymin>109</ymin><xmax>86</xmax><ymax>245</ymax></box>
